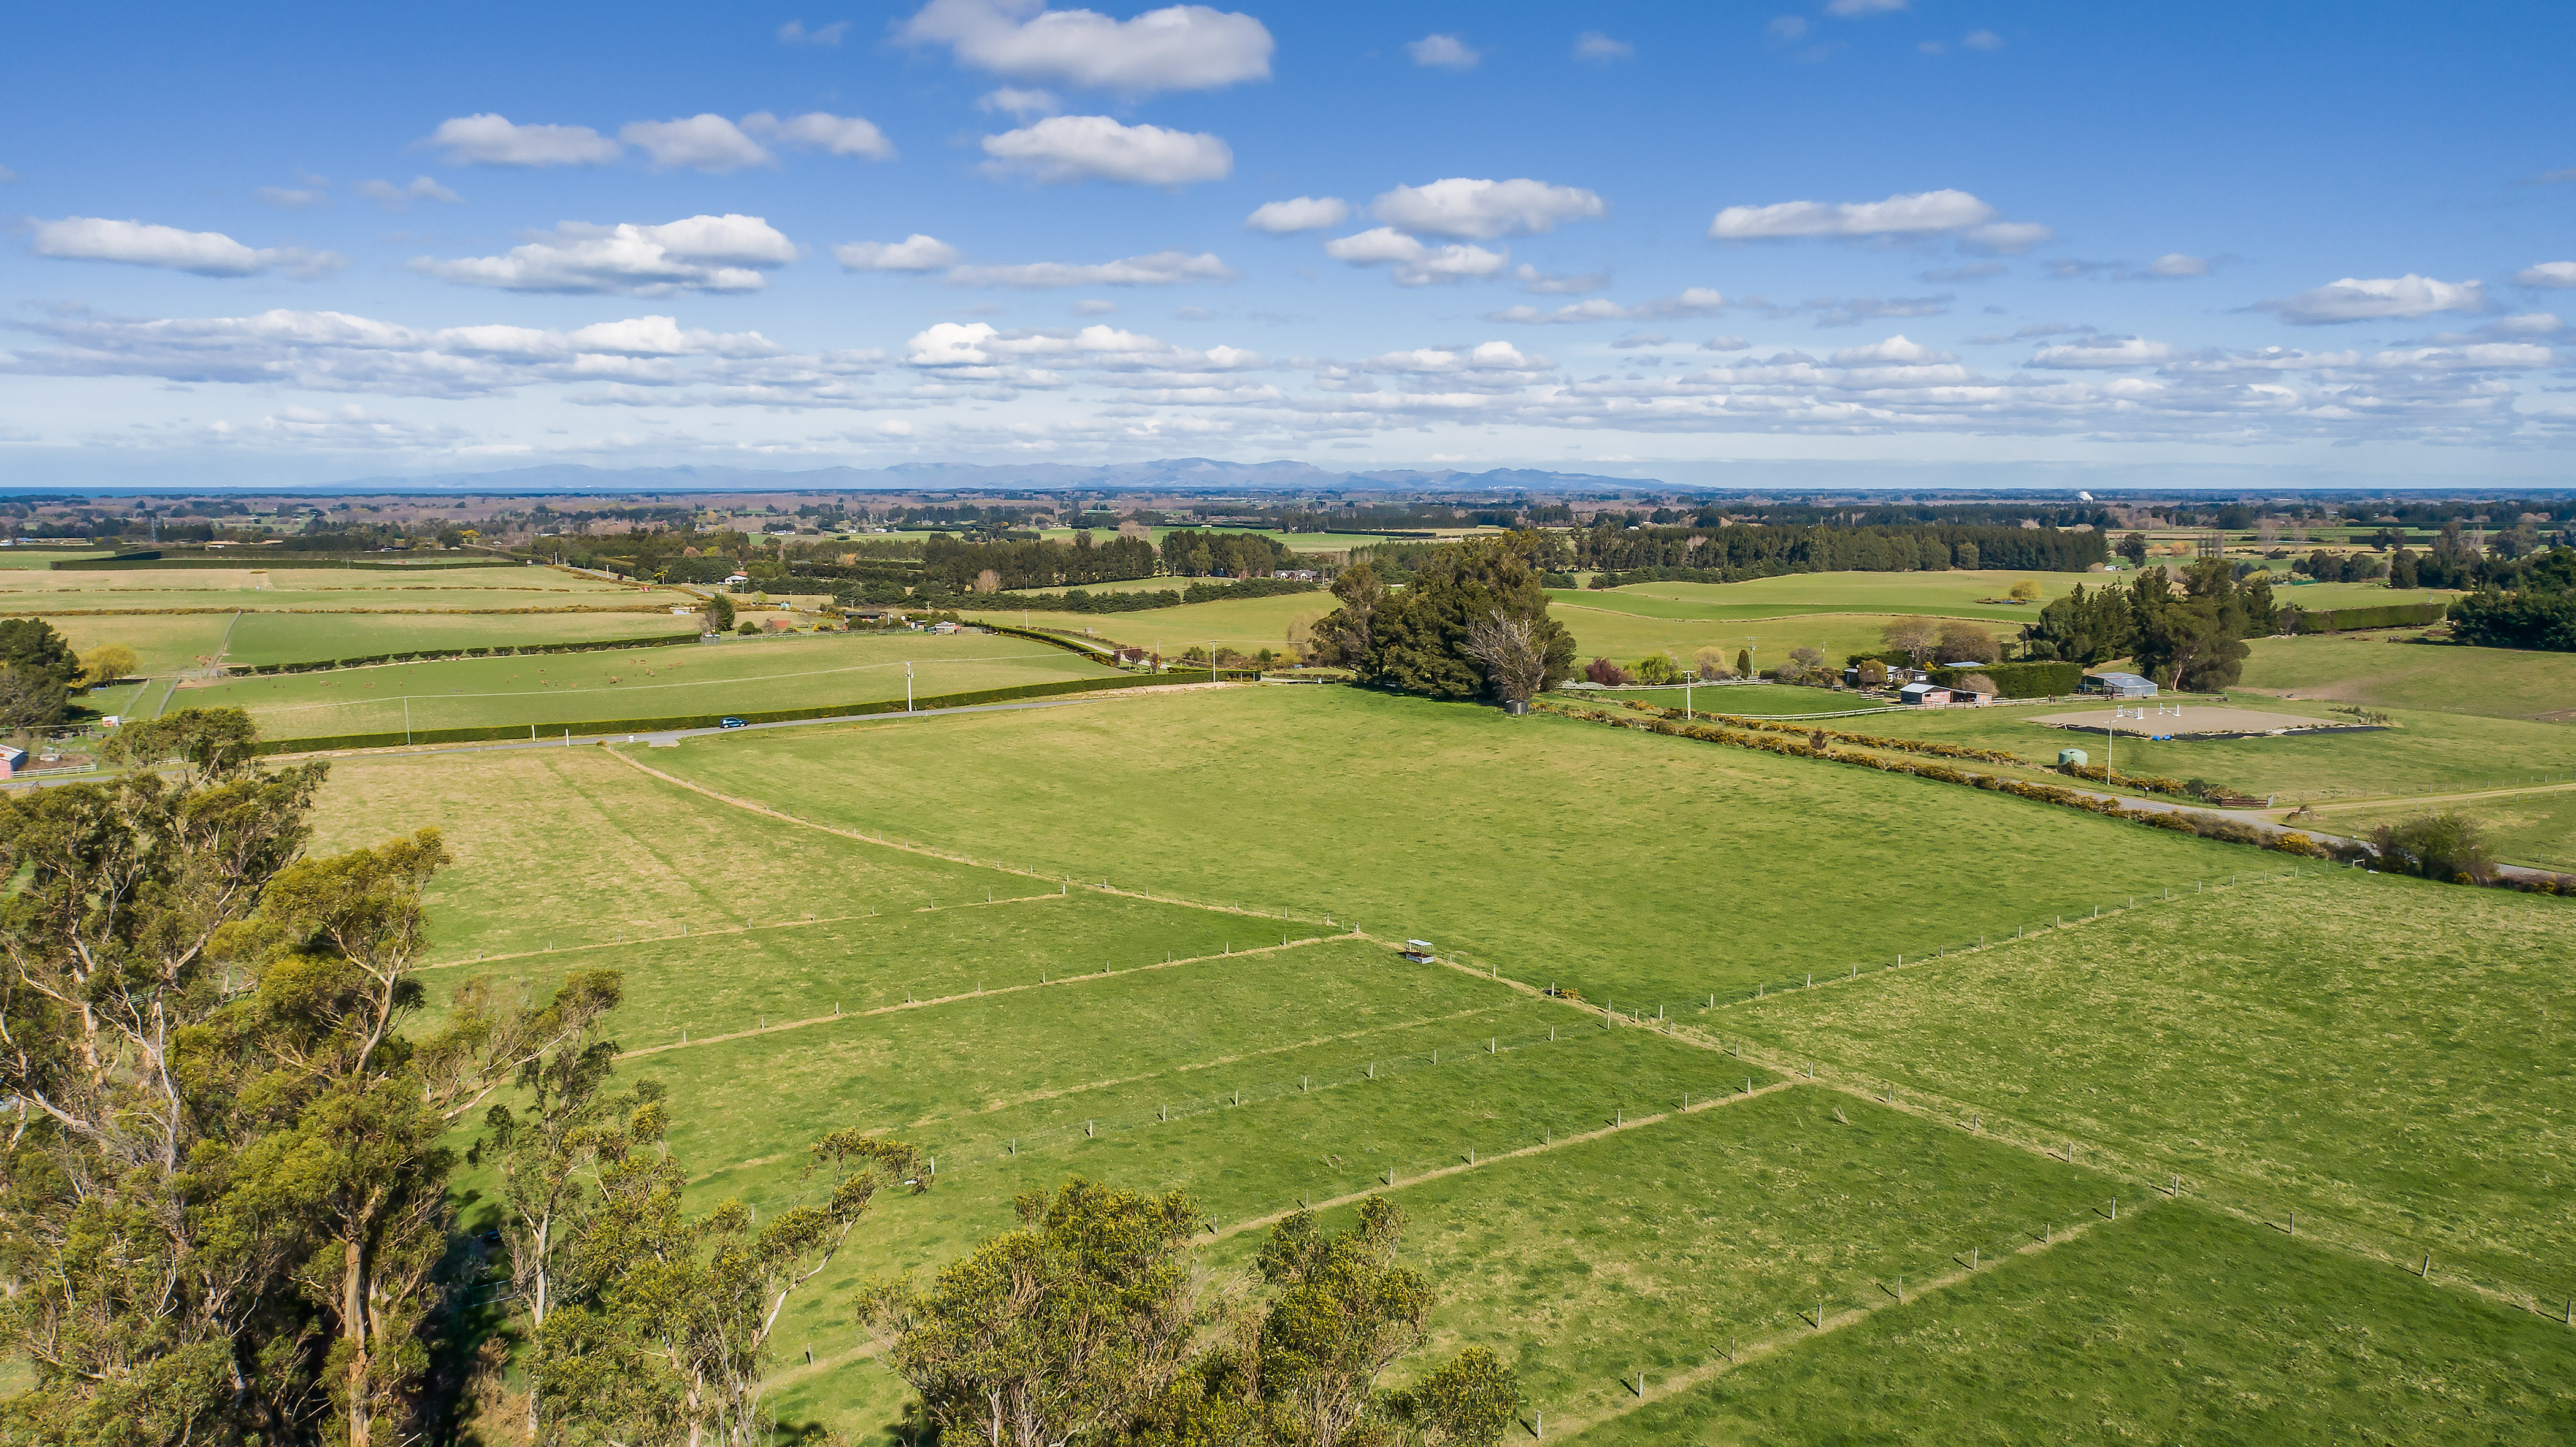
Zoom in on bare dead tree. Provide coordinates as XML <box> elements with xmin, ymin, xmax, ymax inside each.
<box><xmin>1462</xmin><ymin>609</ymin><xmax>1550</xmax><ymax>704</ymax></box>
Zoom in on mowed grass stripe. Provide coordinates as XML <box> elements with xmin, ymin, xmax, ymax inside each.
<box><xmin>1719</xmin><ymin>867</ymin><xmax>2576</xmax><ymax>1296</ymax></box>
<box><xmin>308</xmin><ymin>748</ymin><xmax>1019</xmax><ymax>957</ymax></box>
<box><xmin>624</xmin><ymin>685</ymin><xmax>2262</xmax><ymax>1003</ymax></box>
<box><xmin>1570</xmin><ymin>1201</ymin><xmax>2576</xmax><ymax>1446</ymax></box>
<box><xmin>423</xmin><ymin>891</ymin><xmax>1334</xmax><ymax>1042</ymax></box>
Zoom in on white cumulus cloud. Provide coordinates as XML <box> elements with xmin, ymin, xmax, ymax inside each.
<box><xmin>1486</xmin><ymin>288</ymin><xmax>1724</xmax><ymax>324</ymax></box>
<box><xmin>900</xmin><ymin>0</ymin><xmax>1274</xmax><ymax>93</ymax></box>
<box><xmin>1711</xmin><ymin>188</ymin><xmax>2000</xmax><ymax>240</ymax></box>
<box><xmin>1830</xmin><ymin>335</ymin><xmax>1950</xmax><ymax>365</ymax></box>
<box><xmin>413</xmin><ymin>214</ymin><xmax>797</xmax><ymax>295</ymax></box>
<box><xmin>977</xmin><ymin>87</ymin><xmax>1062</xmax><ymax>118</ymax></box>
<box><xmin>1244</xmin><ymin>196</ymin><xmax>1350</xmax><ymax>233</ymax></box>
<box><xmin>945</xmin><ymin>249</ymin><xmax>1236</xmax><ymax>288</ymax></box>
<box><xmin>979</xmin><ymin>115</ymin><xmax>1231</xmax><ymax>185</ymax></box>
<box><xmin>1362</xmin><ymin>340</ymin><xmax>1549</xmax><ymax>374</ymax></box>
<box><xmin>1323</xmin><ymin>227</ymin><xmax>1509</xmax><ymax>286</ymax></box>
<box><xmin>1961</xmin><ymin>221</ymin><xmax>2053</xmax><ymax>254</ymax></box>
<box><xmin>357</xmin><ymin>175</ymin><xmax>462</xmax><ymax>210</ymax></box>
<box><xmin>424</xmin><ymin>113</ymin><xmax>621</xmax><ymax>167</ymax></box>
<box><xmin>1372</xmin><ymin>178</ymin><xmax>1606</xmax><ymax>240</ymax></box>
<box><xmin>1827</xmin><ymin>0</ymin><xmax>1907</xmax><ymax>14</ymax></box>
<box><xmin>2268</xmin><ymin>274</ymin><xmax>2486</xmax><ymax>325</ymax></box>
<box><xmin>2028</xmin><ymin>337</ymin><xmax>2178</xmax><ymax>368</ymax></box>
<box><xmin>742</xmin><ymin>111</ymin><xmax>896</xmax><ymax>159</ymax></box>
<box><xmin>619</xmin><ymin>115</ymin><xmax>775</xmax><ymax>172</ymax></box>
<box><xmin>1406</xmin><ymin>33</ymin><xmax>1479</xmax><ymax>69</ymax></box>
<box><xmin>28</xmin><ymin>217</ymin><xmax>342</xmax><ymax>278</ymax></box>
<box><xmin>1573</xmin><ymin>31</ymin><xmax>1633</xmax><ymax>62</ymax></box>
<box><xmin>2145</xmin><ymin>253</ymin><xmax>2210</xmax><ymax>278</ymax></box>
<box><xmin>836</xmin><ymin>235</ymin><xmax>963</xmax><ymax>272</ymax></box>
<box><xmin>2513</xmin><ymin>261</ymin><xmax>2576</xmax><ymax>288</ymax></box>
<box><xmin>776</xmin><ymin>19</ymin><xmax>853</xmax><ymax>45</ymax></box>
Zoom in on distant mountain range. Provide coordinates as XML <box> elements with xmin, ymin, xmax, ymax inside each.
<box><xmin>312</xmin><ymin>460</ymin><xmax>1664</xmax><ymax>495</ymax></box>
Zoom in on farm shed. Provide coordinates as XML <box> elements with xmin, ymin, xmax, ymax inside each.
<box><xmin>2082</xmin><ymin>671</ymin><xmax>2158</xmax><ymax>698</ymax></box>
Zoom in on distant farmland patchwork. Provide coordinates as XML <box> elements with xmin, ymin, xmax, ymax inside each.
<box><xmin>290</xmin><ymin>657</ymin><xmax>2576</xmax><ymax>1443</ymax></box>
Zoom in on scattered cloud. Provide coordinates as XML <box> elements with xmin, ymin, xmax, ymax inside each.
<box><xmin>423</xmin><ymin>113</ymin><xmax>621</xmax><ymax>167</ymax></box>
<box><xmin>2144</xmin><ymin>252</ymin><xmax>2210</xmax><ymax>278</ymax></box>
<box><xmin>1806</xmin><ymin>294</ymin><xmax>1950</xmax><ymax>327</ymax></box>
<box><xmin>900</xmin><ymin>0</ymin><xmax>1274</xmax><ymax>94</ymax></box>
<box><xmin>358</xmin><ymin>175</ymin><xmax>463</xmax><ymax>210</ymax></box>
<box><xmin>1513</xmin><ymin>264</ymin><xmax>1611</xmax><ymax>295</ymax></box>
<box><xmin>1917</xmin><ymin>261</ymin><xmax>2006</xmax><ymax>283</ymax></box>
<box><xmin>1963</xmin><ymin>28</ymin><xmax>2003</xmax><ymax>49</ymax></box>
<box><xmin>1701</xmin><ymin>335</ymin><xmax>1750</xmax><ymax>351</ymax></box>
<box><xmin>835</xmin><ymin>234</ymin><xmax>963</xmax><ymax>272</ymax></box>
<box><xmin>1323</xmin><ymin>228</ymin><xmax>1508</xmax><ymax>286</ymax></box>
<box><xmin>0</xmin><ymin>307</ymin><xmax>822</xmax><ymax>403</ymax></box>
<box><xmin>979</xmin><ymin>115</ymin><xmax>1231</xmax><ymax>186</ymax></box>
<box><xmin>977</xmin><ymin>87</ymin><xmax>1061</xmax><ymax>119</ymax></box>
<box><xmin>0</xmin><ymin>164</ymin><xmax>17</xmax><ymax>183</ymax></box>
<box><xmin>1826</xmin><ymin>0</ymin><xmax>1907</xmax><ymax>15</ymax></box>
<box><xmin>412</xmin><ymin>214</ymin><xmax>796</xmax><ymax>294</ymax></box>
<box><xmin>1244</xmin><ymin>196</ymin><xmax>1349</xmax><ymax>234</ymax></box>
<box><xmin>28</xmin><ymin>218</ymin><xmax>342</xmax><ymax>278</ymax></box>
<box><xmin>2041</xmin><ymin>258</ymin><xmax>2120</xmax><ymax>280</ymax></box>
<box><xmin>2265</xmin><ymin>273</ymin><xmax>2485</xmax><ymax>324</ymax></box>
<box><xmin>1831</xmin><ymin>335</ymin><xmax>1950</xmax><ymax>365</ymax></box>
<box><xmin>1963</xmin><ymin>221</ymin><xmax>2053</xmax><ymax>254</ymax></box>
<box><xmin>2028</xmin><ymin>337</ymin><xmax>2177</xmax><ymax>368</ymax></box>
<box><xmin>945</xmin><ymin>249</ymin><xmax>1236</xmax><ymax>288</ymax></box>
<box><xmin>2512</xmin><ymin>261</ymin><xmax>2576</xmax><ymax>288</ymax></box>
<box><xmin>1171</xmin><ymin>305</ymin><xmax>1214</xmax><ymax>321</ymax></box>
<box><xmin>1573</xmin><ymin>31</ymin><xmax>1633</xmax><ymax>63</ymax></box>
<box><xmin>1074</xmin><ymin>299</ymin><xmax>1117</xmax><ymax>315</ymax></box>
<box><xmin>1609</xmin><ymin>332</ymin><xmax>1666</xmax><ymax>349</ymax></box>
<box><xmin>1372</xmin><ymin>177</ymin><xmax>1606</xmax><ymax>240</ymax></box>
<box><xmin>256</xmin><ymin>186</ymin><xmax>328</xmax><ymax>210</ymax></box>
<box><xmin>620</xmin><ymin>114</ymin><xmax>775</xmax><ymax>172</ymax></box>
<box><xmin>1768</xmin><ymin>16</ymin><xmax>1809</xmax><ymax>41</ymax></box>
<box><xmin>1487</xmin><ymin>288</ymin><xmax>1724</xmax><ymax>324</ymax></box>
<box><xmin>776</xmin><ymin>19</ymin><xmax>852</xmax><ymax>45</ymax></box>
<box><xmin>1711</xmin><ymin>188</ymin><xmax>1998</xmax><ymax>240</ymax></box>
<box><xmin>1356</xmin><ymin>340</ymin><xmax>1550</xmax><ymax>376</ymax></box>
<box><xmin>742</xmin><ymin>110</ymin><xmax>896</xmax><ymax>159</ymax></box>
<box><xmin>1406</xmin><ymin>33</ymin><xmax>1480</xmax><ymax>69</ymax></box>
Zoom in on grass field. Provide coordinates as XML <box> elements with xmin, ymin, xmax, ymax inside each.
<box><xmin>1649</xmin><ymin>688</ymin><xmax>2576</xmax><ymax>801</ymax></box>
<box><xmin>180</xmin><ymin>630</ymin><xmax>1121</xmax><ymax>737</ymax></box>
<box><xmin>2242</xmin><ymin>633</ymin><xmax>2576</xmax><ymax>722</ymax></box>
<box><xmin>0</xmin><ymin>563</ymin><xmax>684</xmax><ymax>612</ymax></box>
<box><xmin>2313</xmin><ymin>788</ymin><xmax>2576</xmax><ymax>871</ymax></box>
<box><xmin>616</xmin><ymin>685</ymin><xmax>2263</xmax><ymax>1004</ymax></box>
<box><xmin>277</xmin><ymin>696</ymin><xmax>2576</xmax><ymax>1446</ymax></box>
<box><xmin>1715</xmin><ymin>869</ymin><xmax>2576</xmax><ymax>1292</ymax></box>
<box><xmin>46</xmin><ymin>612</ymin><xmax>238</xmax><ymax>673</ymax></box>
<box><xmin>1579</xmin><ymin>1202</ymin><xmax>2576</xmax><ymax>1446</ymax></box>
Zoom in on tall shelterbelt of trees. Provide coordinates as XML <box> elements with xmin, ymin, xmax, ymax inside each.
<box><xmin>918</xmin><ymin>532</ymin><xmax>1161</xmax><ymax>592</ymax></box>
<box><xmin>1311</xmin><ymin>533</ymin><xmax>1574</xmax><ymax>703</ymax></box>
<box><xmin>1575</xmin><ymin>521</ymin><xmax>2106</xmax><ymax>577</ymax></box>
<box><xmin>2450</xmin><ymin>546</ymin><xmax>2576</xmax><ymax>651</ymax></box>
<box><xmin>2022</xmin><ymin>560</ymin><xmax>2277</xmax><ymax>689</ymax></box>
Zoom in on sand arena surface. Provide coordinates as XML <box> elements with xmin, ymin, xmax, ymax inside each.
<box><xmin>2028</xmin><ymin>705</ymin><xmax>2372</xmax><ymax>738</ymax></box>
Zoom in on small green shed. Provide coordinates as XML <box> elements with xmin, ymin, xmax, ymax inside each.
<box><xmin>2058</xmin><ymin>747</ymin><xmax>2090</xmax><ymax>766</ymax></box>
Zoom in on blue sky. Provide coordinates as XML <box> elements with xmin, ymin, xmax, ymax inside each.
<box><xmin>2</xmin><ymin>1</ymin><xmax>2572</xmax><ymax>489</ymax></box>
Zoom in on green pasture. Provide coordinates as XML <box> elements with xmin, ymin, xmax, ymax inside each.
<box><xmin>216</xmin><ymin>609</ymin><xmax>702</xmax><ymax>669</ymax></box>
<box><xmin>0</xmin><ymin>563</ymin><xmax>678</xmax><ymax>614</ymax></box>
<box><xmin>1543</xmin><ymin>604</ymin><xmax>1948</xmax><ymax>668</ymax></box>
<box><xmin>47</xmin><ymin>612</ymin><xmax>237</xmax><ymax>673</ymax></box>
<box><xmin>620</xmin><ymin>685</ymin><xmax>2261</xmax><ymax>1004</ymax></box>
<box><xmin>1719</xmin><ymin>869</ymin><xmax>2576</xmax><ymax>1291</ymax></box>
<box><xmin>0</xmin><ymin>549</ymin><xmax>113</xmax><ymax>570</ymax></box>
<box><xmin>182</xmin><ymin>630</ymin><xmax>1119</xmax><ymax>738</ymax></box>
<box><xmin>1582</xmin><ymin>1202</ymin><xmax>2576</xmax><ymax>1446</ymax></box>
<box><xmin>1574</xmin><ymin>683</ymin><xmax>1896</xmax><ymax>717</ymax></box>
<box><xmin>2312</xmin><ymin>788</ymin><xmax>2576</xmax><ymax>871</ymax></box>
<box><xmin>426</xmin><ymin>891</ymin><xmax>1340</xmax><ymax>1043</ymax></box>
<box><xmin>2242</xmin><ymin>633</ymin><xmax>2576</xmax><ymax>722</ymax></box>
<box><xmin>1787</xmin><ymin>691</ymin><xmax>2576</xmax><ymax>800</ymax></box>
<box><xmin>308</xmin><ymin>748</ymin><xmax>1017</xmax><ymax>958</ymax></box>
<box><xmin>964</xmin><ymin>591</ymin><xmax>1328</xmax><ymax>657</ymax></box>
